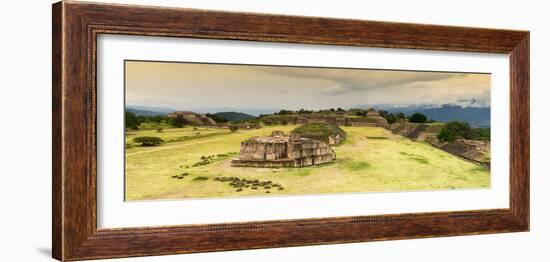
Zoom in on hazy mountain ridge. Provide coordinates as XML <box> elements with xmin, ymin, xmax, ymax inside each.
<box><xmin>213</xmin><ymin>112</ymin><xmax>256</xmax><ymax>121</ymax></box>
<box><xmin>128</xmin><ymin>98</ymin><xmax>491</xmax><ymax>127</ymax></box>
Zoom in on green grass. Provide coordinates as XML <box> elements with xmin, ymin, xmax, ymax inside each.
<box><xmin>125</xmin><ymin>125</ymin><xmax>490</xmax><ymax>200</ymax></box>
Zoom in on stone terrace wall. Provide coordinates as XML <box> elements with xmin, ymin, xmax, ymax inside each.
<box><xmin>239</xmin><ymin>140</ymin><xmax>288</xmax><ymax>161</ymax></box>
<box><xmin>232</xmin><ymin>132</ymin><xmax>336</xmax><ymax>168</ymax></box>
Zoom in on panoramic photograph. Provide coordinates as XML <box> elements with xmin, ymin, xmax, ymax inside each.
<box><xmin>124</xmin><ymin>60</ymin><xmax>491</xmax><ymax>201</ymax></box>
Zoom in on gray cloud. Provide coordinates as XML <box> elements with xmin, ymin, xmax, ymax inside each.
<box><xmin>255</xmin><ymin>67</ymin><xmax>467</xmax><ymax>96</ymax></box>
<box><xmin>125</xmin><ymin>61</ymin><xmax>490</xmax><ymax>111</ymax></box>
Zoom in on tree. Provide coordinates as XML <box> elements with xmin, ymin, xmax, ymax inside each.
<box><xmin>385</xmin><ymin>113</ymin><xmax>397</xmax><ymax>124</ymax></box>
<box><xmin>396</xmin><ymin>112</ymin><xmax>406</xmax><ymax>120</ymax></box>
<box><xmin>171</xmin><ymin>114</ymin><xmax>188</xmax><ymax>128</ymax></box>
<box><xmin>472</xmin><ymin>127</ymin><xmax>491</xmax><ymax>141</ymax></box>
<box><xmin>409</xmin><ymin>113</ymin><xmax>428</xmax><ymax>123</ymax></box>
<box><xmin>281</xmin><ymin>120</ymin><xmax>288</xmax><ymax>125</ymax></box>
<box><xmin>205</xmin><ymin>113</ymin><xmax>228</xmax><ymax>123</ymax></box>
<box><xmin>437</xmin><ymin>121</ymin><xmax>473</xmax><ymax>142</ymax></box>
<box><xmin>276</xmin><ymin>109</ymin><xmax>292</xmax><ymax>115</ymax></box>
<box><xmin>378</xmin><ymin>110</ymin><xmax>388</xmax><ymax>118</ymax></box>
<box><xmin>125</xmin><ymin>111</ymin><xmax>140</xmax><ymax>130</ymax></box>
<box><xmin>229</xmin><ymin>124</ymin><xmax>239</xmax><ymax>132</ymax></box>
<box><xmin>133</xmin><ymin>136</ymin><xmax>164</xmax><ymax>146</ymax></box>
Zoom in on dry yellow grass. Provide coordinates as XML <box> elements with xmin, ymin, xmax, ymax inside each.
<box><xmin>125</xmin><ymin>125</ymin><xmax>490</xmax><ymax>200</ymax></box>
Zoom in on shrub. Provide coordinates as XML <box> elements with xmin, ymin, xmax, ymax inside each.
<box><xmin>396</xmin><ymin>112</ymin><xmax>406</xmax><ymax>120</ymax></box>
<box><xmin>409</xmin><ymin>113</ymin><xmax>428</xmax><ymax>123</ymax></box>
<box><xmin>229</xmin><ymin>124</ymin><xmax>239</xmax><ymax>132</ymax></box>
<box><xmin>473</xmin><ymin>127</ymin><xmax>491</xmax><ymax>141</ymax></box>
<box><xmin>125</xmin><ymin>111</ymin><xmax>140</xmax><ymax>130</ymax></box>
<box><xmin>385</xmin><ymin>113</ymin><xmax>397</xmax><ymax>124</ymax></box>
<box><xmin>437</xmin><ymin>121</ymin><xmax>473</xmax><ymax>142</ymax></box>
<box><xmin>171</xmin><ymin>114</ymin><xmax>188</xmax><ymax>128</ymax></box>
<box><xmin>205</xmin><ymin>113</ymin><xmax>228</xmax><ymax>123</ymax></box>
<box><xmin>133</xmin><ymin>136</ymin><xmax>164</xmax><ymax>146</ymax></box>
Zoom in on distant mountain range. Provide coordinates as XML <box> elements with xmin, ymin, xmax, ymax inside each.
<box><xmin>364</xmin><ymin>104</ymin><xmax>490</xmax><ymax>128</ymax></box>
<box><xmin>213</xmin><ymin>112</ymin><xmax>256</xmax><ymax>121</ymax></box>
<box><xmin>126</xmin><ymin>105</ymin><xmax>277</xmax><ymax>117</ymax></box>
<box><xmin>127</xmin><ymin>99</ymin><xmax>491</xmax><ymax>128</ymax></box>
<box><xmin>126</xmin><ymin>106</ymin><xmax>174</xmax><ymax>116</ymax></box>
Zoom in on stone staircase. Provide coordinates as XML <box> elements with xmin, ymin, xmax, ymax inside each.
<box><xmin>406</xmin><ymin>124</ymin><xmax>428</xmax><ymax>140</ymax></box>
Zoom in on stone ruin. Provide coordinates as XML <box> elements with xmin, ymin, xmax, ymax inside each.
<box><xmin>166</xmin><ymin>111</ymin><xmax>217</xmax><ymax>126</ymax></box>
<box><xmin>231</xmin><ymin>131</ymin><xmax>336</xmax><ymax>168</ymax></box>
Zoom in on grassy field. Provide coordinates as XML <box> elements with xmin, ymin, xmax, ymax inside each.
<box><xmin>125</xmin><ymin>125</ymin><xmax>490</xmax><ymax>200</ymax></box>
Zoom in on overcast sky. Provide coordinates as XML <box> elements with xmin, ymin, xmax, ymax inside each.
<box><xmin>125</xmin><ymin>60</ymin><xmax>490</xmax><ymax>113</ymax></box>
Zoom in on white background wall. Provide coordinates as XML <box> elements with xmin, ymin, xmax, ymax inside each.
<box><xmin>0</xmin><ymin>0</ymin><xmax>547</xmax><ymax>261</ymax></box>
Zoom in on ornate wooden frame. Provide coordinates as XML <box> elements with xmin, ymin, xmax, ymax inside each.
<box><xmin>52</xmin><ymin>1</ymin><xmax>530</xmax><ymax>261</ymax></box>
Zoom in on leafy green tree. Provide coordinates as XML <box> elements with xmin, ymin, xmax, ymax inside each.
<box><xmin>385</xmin><ymin>113</ymin><xmax>398</xmax><ymax>124</ymax></box>
<box><xmin>229</xmin><ymin>124</ymin><xmax>239</xmax><ymax>132</ymax></box>
<box><xmin>473</xmin><ymin>127</ymin><xmax>491</xmax><ymax>141</ymax></box>
<box><xmin>276</xmin><ymin>109</ymin><xmax>292</xmax><ymax>115</ymax></box>
<box><xmin>133</xmin><ymin>136</ymin><xmax>164</xmax><ymax>146</ymax></box>
<box><xmin>125</xmin><ymin>111</ymin><xmax>140</xmax><ymax>130</ymax></box>
<box><xmin>437</xmin><ymin>121</ymin><xmax>473</xmax><ymax>142</ymax></box>
<box><xmin>206</xmin><ymin>113</ymin><xmax>228</xmax><ymax>123</ymax></box>
<box><xmin>409</xmin><ymin>113</ymin><xmax>428</xmax><ymax>123</ymax></box>
<box><xmin>396</xmin><ymin>112</ymin><xmax>406</xmax><ymax>120</ymax></box>
<box><xmin>171</xmin><ymin>114</ymin><xmax>188</xmax><ymax>128</ymax></box>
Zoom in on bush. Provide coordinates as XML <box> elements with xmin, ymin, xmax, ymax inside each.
<box><xmin>437</xmin><ymin>121</ymin><xmax>473</xmax><ymax>142</ymax></box>
<box><xmin>206</xmin><ymin>113</ymin><xmax>228</xmax><ymax>123</ymax></box>
<box><xmin>396</xmin><ymin>112</ymin><xmax>406</xmax><ymax>120</ymax></box>
<box><xmin>229</xmin><ymin>124</ymin><xmax>239</xmax><ymax>132</ymax></box>
<box><xmin>125</xmin><ymin>111</ymin><xmax>140</xmax><ymax>130</ymax></box>
<box><xmin>385</xmin><ymin>113</ymin><xmax>397</xmax><ymax>124</ymax></box>
<box><xmin>171</xmin><ymin>114</ymin><xmax>188</xmax><ymax>128</ymax></box>
<box><xmin>409</xmin><ymin>113</ymin><xmax>428</xmax><ymax>123</ymax></box>
<box><xmin>133</xmin><ymin>136</ymin><xmax>164</xmax><ymax>146</ymax></box>
<box><xmin>473</xmin><ymin>127</ymin><xmax>491</xmax><ymax>141</ymax></box>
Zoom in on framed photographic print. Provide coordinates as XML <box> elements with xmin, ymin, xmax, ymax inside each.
<box><xmin>52</xmin><ymin>1</ymin><xmax>529</xmax><ymax>261</ymax></box>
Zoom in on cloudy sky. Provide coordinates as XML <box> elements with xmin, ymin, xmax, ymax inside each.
<box><xmin>125</xmin><ymin>60</ymin><xmax>490</xmax><ymax>114</ymax></box>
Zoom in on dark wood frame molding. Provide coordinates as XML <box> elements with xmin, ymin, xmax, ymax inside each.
<box><xmin>52</xmin><ymin>1</ymin><xmax>530</xmax><ymax>261</ymax></box>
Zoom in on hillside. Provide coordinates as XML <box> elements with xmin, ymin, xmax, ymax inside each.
<box><xmin>126</xmin><ymin>106</ymin><xmax>173</xmax><ymax>116</ymax></box>
<box><xmin>214</xmin><ymin>111</ymin><xmax>256</xmax><ymax>121</ymax></box>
